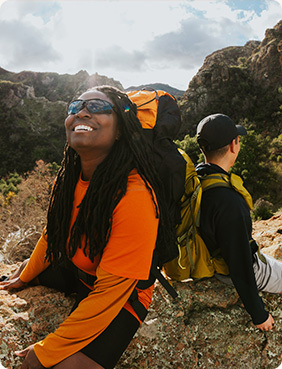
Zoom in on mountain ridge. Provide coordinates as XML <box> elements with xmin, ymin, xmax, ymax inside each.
<box><xmin>0</xmin><ymin>20</ymin><xmax>281</xmax><ymax>178</ymax></box>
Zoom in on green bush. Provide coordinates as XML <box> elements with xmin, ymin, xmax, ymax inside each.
<box><xmin>252</xmin><ymin>198</ymin><xmax>274</xmax><ymax>220</ymax></box>
<box><xmin>174</xmin><ymin>135</ymin><xmax>202</xmax><ymax>164</ymax></box>
<box><xmin>0</xmin><ymin>172</ymin><xmax>22</xmax><ymax>196</ymax></box>
<box><xmin>231</xmin><ymin>128</ymin><xmax>277</xmax><ymax>203</ymax></box>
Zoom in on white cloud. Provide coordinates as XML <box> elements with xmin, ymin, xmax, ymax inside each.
<box><xmin>145</xmin><ymin>16</ymin><xmax>253</xmax><ymax>70</ymax></box>
<box><xmin>0</xmin><ymin>0</ymin><xmax>281</xmax><ymax>89</ymax></box>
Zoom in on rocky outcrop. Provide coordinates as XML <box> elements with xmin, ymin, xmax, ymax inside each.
<box><xmin>0</xmin><ymin>265</ymin><xmax>281</xmax><ymax>369</ymax></box>
<box><xmin>248</xmin><ymin>24</ymin><xmax>282</xmax><ymax>88</ymax></box>
<box><xmin>253</xmin><ymin>213</ymin><xmax>282</xmax><ymax>260</ymax></box>
<box><xmin>0</xmin><ymin>215</ymin><xmax>281</xmax><ymax>369</ymax></box>
<box><xmin>180</xmin><ymin>21</ymin><xmax>282</xmax><ymax>138</ymax></box>
<box><xmin>0</xmin><ymin>69</ymin><xmax>123</xmax><ymax>103</ymax></box>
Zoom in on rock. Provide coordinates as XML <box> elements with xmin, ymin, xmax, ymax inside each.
<box><xmin>253</xmin><ymin>214</ymin><xmax>282</xmax><ymax>261</ymax></box>
<box><xmin>180</xmin><ymin>20</ymin><xmax>282</xmax><ymax>138</ymax></box>
<box><xmin>0</xmin><ymin>262</ymin><xmax>281</xmax><ymax>369</ymax></box>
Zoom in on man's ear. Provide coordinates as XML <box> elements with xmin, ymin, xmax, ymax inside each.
<box><xmin>230</xmin><ymin>139</ymin><xmax>236</xmax><ymax>153</ymax></box>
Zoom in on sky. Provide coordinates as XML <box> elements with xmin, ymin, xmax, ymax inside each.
<box><xmin>0</xmin><ymin>0</ymin><xmax>281</xmax><ymax>91</ymax></box>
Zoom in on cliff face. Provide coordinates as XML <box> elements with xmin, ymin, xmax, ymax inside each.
<box><xmin>0</xmin><ymin>80</ymin><xmax>66</xmax><ymax>176</ymax></box>
<box><xmin>0</xmin><ymin>69</ymin><xmax>123</xmax><ymax>103</ymax></box>
<box><xmin>0</xmin><ymin>21</ymin><xmax>281</xmax><ymax>177</ymax></box>
<box><xmin>0</xmin><ymin>214</ymin><xmax>281</xmax><ymax>369</ymax></box>
<box><xmin>180</xmin><ymin>21</ymin><xmax>282</xmax><ymax>138</ymax></box>
<box><xmin>0</xmin><ymin>70</ymin><xmax>123</xmax><ymax>176</ymax></box>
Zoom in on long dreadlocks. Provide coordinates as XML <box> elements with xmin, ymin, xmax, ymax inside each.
<box><xmin>46</xmin><ymin>86</ymin><xmax>175</xmax><ymax>266</ymax></box>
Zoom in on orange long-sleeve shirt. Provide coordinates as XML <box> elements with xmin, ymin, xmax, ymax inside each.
<box><xmin>20</xmin><ymin>170</ymin><xmax>158</xmax><ymax>367</ymax></box>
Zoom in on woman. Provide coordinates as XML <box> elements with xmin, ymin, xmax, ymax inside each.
<box><xmin>0</xmin><ymin>86</ymin><xmax>174</xmax><ymax>369</ymax></box>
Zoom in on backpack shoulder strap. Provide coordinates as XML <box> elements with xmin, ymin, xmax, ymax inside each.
<box><xmin>200</xmin><ymin>172</ymin><xmax>253</xmax><ymax>210</ymax></box>
<box><xmin>199</xmin><ymin>173</ymin><xmax>231</xmax><ymax>191</ymax></box>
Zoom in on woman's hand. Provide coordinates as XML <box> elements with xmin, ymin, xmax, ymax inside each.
<box><xmin>0</xmin><ymin>276</ymin><xmax>25</xmax><ymax>290</ymax></box>
<box><xmin>0</xmin><ymin>259</ymin><xmax>29</xmax><ymax>290</ymax></box>
<box><xmin>255</xmin><ymin>313</ymin><xmax>275</xmax><ymax>331</ymax></box>
<box><xmin>15</xmin><ymin>345</ymin><xmax>45</xmax><ymax>369</ymax></box>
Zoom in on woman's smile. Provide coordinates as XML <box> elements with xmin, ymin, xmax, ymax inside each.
<box><xmin>73</xmin><ymin>124</ymin><xmax>95</xmax><ymax>132</ymax></box>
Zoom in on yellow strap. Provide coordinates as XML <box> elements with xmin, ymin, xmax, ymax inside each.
<box><xmin>200</xmin><ymin>173</ymin><xmax>253</xmax><ymax>210</ymax></box>
<box><xmin>177</xmin><ymin>244</ymin><xmax>186</xmax><ymax>270</ymax></box>
<box><xmin>186</xmin><ymin>226</ymin><xmax>195</xmax><ymax>272</ymax></box>
<box><xmin>229</xmin><ymin>173</ymin><xmax>253</xmax><ymax>210</ymax></box>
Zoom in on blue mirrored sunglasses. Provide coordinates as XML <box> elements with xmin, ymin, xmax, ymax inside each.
<box><xmin>67</xmin><ymin>99</ymin><xmax>114</xmax><ymax>115</ymax></box>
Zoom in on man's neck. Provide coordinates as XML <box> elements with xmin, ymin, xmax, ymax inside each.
<box><xmin>205</xmin><ymin>158</ymin><xmax>231</xmax><ymax>173</ymax></box>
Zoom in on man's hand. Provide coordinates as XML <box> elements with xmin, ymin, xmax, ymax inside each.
<box><xmin>15</xmin><ymin>345</ymin><xmax>45</xmax><ymax>369</ymax></box>
<box><xmin>0</xmin><ymin>276</ymin><xmax>25</xmax><ymax>291</ymax></box>
<box><xmin>255</xmin><ymin>313</ymin><xmax>274</xmax><ymax>331</ymax></box>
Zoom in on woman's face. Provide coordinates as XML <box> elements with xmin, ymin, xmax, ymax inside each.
<box><xmin>65</xmin><ymin>90</ymin><xmax>119</xmax><ymax>158</ymax></box>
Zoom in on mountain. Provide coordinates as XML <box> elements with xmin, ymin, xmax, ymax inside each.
<box><xmin>125</xmin><ymin>83</ymin><xmax>185</xmax><ymax>97</ymax></box>
<box><xmin>179</xmin><ymin>20</ymin><xmax>282</xmax><ymax>138</ymax></box>
<box><xmin>0</xmin><ymin>20</ymin><xmax>281</xmax><ymax>177</ymax></box>
<box><xmin>0</xmin><ymin>70</ymin><xmax>123</xmax><ymax>176</ymax></box>
<box><xmin>0</xmin><ymin>69</ymin><xmax>123</xmax><ymax>103</ymax></box>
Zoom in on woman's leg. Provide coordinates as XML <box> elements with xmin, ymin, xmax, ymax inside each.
<box><xmin>80</xmin><ymin>308</ymin><xmax>140</xmax><ymax>369</ymax></box>
<box><xmin>49</xmin><ymin>307</ymin><xmax>140</xmax><ymax>369</ymax></box>
<box><xmin>53</xmin><ymin>352</ymin><xmax>104</xmax><ymax>369</ymax></box>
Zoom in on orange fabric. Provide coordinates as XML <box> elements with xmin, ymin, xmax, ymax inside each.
<box><xmin>123</xmin><ymin>284</ymin><xmax>154</xmax><ymax>322</ymax></box>
<box><xmin>20</xmin><ymin>229</ymin><xmax>50</xmax><ymax>283</ymax></box>
<box><xmin>99</xmin><ymin>172</ymin><xmax>157</xmax><ymax>279</ymax></box>
<box><xmin>127</xmin><ymin>90</ymin><xmax>175</xmax><ymax>129</ymax></box>
<box><xmin>20</xmin><ymin>170</ymin><xmax>158</xmax><ymax>367</ymax></box>
<box><xmin>34</xmin><ymin>266</ymin><xmax>138</xmax><ymax>368</ymax></box>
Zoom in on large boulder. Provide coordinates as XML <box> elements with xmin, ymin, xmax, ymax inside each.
<box><xmin>179</xmin><ymin>20</ymin><xmax>282</xmax><ymax>138</ymax></box>
<box><xmin>0</xmin><ymin>262</ymin><xmax>281</xmax><ymax>369</ymax></box>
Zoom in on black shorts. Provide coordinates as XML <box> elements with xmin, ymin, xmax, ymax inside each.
<box><xmin>38</xmin><ymin>263</ymin><xmax>140</xmax><ymax>369</ymax></box>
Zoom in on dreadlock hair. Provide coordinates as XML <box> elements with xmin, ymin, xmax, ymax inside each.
<box><xmin>46</xmin><ymin>85</ymin><xmax>176</xmax><ymax>267</ymax></box>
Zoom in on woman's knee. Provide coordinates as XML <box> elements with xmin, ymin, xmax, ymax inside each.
<box><xmin>53</xmin><ymin>352</ymin><xmax>104</xmax><ymax>369</ymax></box>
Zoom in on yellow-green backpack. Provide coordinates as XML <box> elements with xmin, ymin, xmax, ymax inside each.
<box><xmin>163</xmin><ymin>150</ymin><xmax>253</xmax><ymax>281</ymax></box>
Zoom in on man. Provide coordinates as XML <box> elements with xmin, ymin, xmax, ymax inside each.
<box><xmin>196</xmin><ymin>113</ymin><xmax>282</xmax><ymax>331</ymax></box>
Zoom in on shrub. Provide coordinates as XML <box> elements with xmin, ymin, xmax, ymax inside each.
<box><xmin>252</xmin><ymin>198</ymin><xmax>274</xmax><ymax>220</ymax></box>
<box><xmin>174</xmin><ymin>135</ymin><xmax>202</xmax><ymax>164</ymax></box>
<box><xmin>0</xmin><ymin>161</ymin><xmax>57</xmax><ymax>263</ymax></box>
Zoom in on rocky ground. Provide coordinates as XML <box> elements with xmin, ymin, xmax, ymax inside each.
<box><xmin>0</xmin><ymin>214</ymin><xmax>281</xmax><ymax>369</ymax></box>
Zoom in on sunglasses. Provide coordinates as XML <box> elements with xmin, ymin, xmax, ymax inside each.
<box><xmin>67</xmin><ymin>99</ymin><xmax>115</xmax><ymax>115</ymax></box>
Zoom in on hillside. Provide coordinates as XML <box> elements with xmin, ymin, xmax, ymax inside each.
<box><xmin>0</xmin><ymin>21</ymin><xmax>281</xmax><ymax>180</ymax></box>
<box><xmin>0</xmin><ymin>70</ymin><xmax>123</xmax><ymax>176</ymax></box>
<box><xmin>0</xmin><ymin>69</ymin><xmax>123</xmax><ymax>102</ymax></box>
<box><xmin>125</xmin><ymin>83</ymin><xmax>185</xmax><ymax>97</ymax></box>
<box><xmin>179</xmin><ymin>21</ymin><xmax>282</xmax><ymax>138</ymax></box>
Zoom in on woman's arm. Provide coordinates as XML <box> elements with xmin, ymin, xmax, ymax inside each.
<box><xmin>0</xmin><ymin>230</ymin><xmax>50</xmax><ymax>291</ymax></box>
<box><xmin>19</xmin><ymin>230</ymin><xmax>51</xmax><ymax>283</ymax></box>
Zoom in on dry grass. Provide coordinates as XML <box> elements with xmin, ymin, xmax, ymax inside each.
<box><xmin>0</xmin><ymin>161</ymin><xmax>57</xmax><ymax>263</ymax></box>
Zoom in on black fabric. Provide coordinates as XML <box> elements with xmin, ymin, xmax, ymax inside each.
<box><xmin>143</xmin><ymin>130</ymin><xmax>186</xmax><ymax>231</ymax></box>
<box><xmin>155</xmin><ymin>95</ymin><xmax>182</xmax><ymax>140</ymax></box>
<box><xmin>136</xmin><ymin>253</ymin><xmax>178</xmax><ymax>298</ymax></box>
<box><xmin>128</xmin><ymin>288</ymin><xmax>148</xmax><ymax>322</ymax></box>
<box><xmin>81</xmin><ymin>308</ymin><xmax>140</xmax><ymax>369</ymax></box>
<box><xmin>196</xmin><ymin>113</ymin><xmax>247</xmax><ymax>151</ymax></box>
<box><xmin>38</xmin><ymin>262</ymin><xmax>78</xmax><ymax>295</ymax></box>
<box><xmin>196</xmin><ymin>163</ymin><xmax>268</xmax><ymax>325</ymax></box>
<box><xmin>143</xmin><ymin>92</ymin><xmax>185</xmax><ymax>263</ymax></box>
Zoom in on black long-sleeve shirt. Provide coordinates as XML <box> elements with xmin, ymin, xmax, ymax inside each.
<box><xmin>196</xmin><ymin>163</ymin><xmax>268</xmax><ymax>325</ymax></box>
